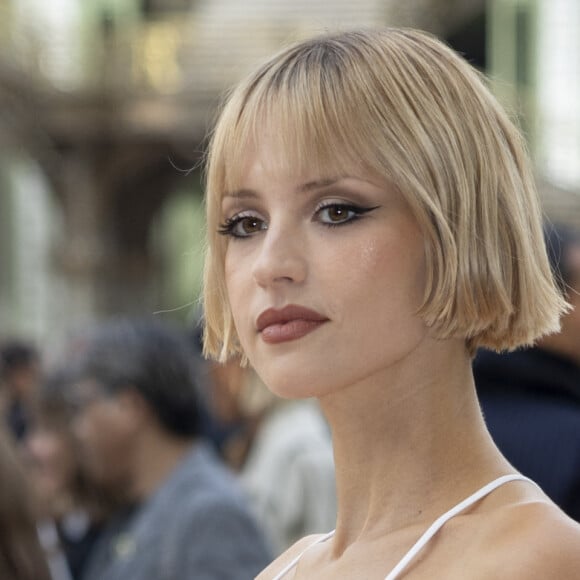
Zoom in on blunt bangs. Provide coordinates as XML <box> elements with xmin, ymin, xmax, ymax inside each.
<box><xmin>219</xmin><ymin>45</ymin><xmax>386</xmax><ymax>196</ymax></box>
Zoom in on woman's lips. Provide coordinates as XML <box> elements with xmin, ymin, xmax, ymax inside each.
<box><xmin>257</xmin><ymin>305</ymin><xmax>328</xmax><ymax>344</ymax></box>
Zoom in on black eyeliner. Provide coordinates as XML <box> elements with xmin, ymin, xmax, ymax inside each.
<box><xmin>316</xmin><ymin>203</ymin><xmax>381</xmax><ymax>227</ymax></box>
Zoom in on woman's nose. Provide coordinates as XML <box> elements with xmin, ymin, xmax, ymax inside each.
<box><xmin>251</xmin><ymin>228</ymin><xmax>307</xmax><ymax>287</ymax></box>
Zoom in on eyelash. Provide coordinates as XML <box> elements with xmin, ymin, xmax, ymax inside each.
<box><xmin>218</xmin><ymin>203</ymin><xmax>379</xmax><ymax>239</ymax></box>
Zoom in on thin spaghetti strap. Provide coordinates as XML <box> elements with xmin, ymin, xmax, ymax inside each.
<box><xmin>384</xmin><ymin>474</ymin><xmax>537</xmax><ymax>580</ymax></box>
<box><xmin>270</xmin><ymin>530</ymin><xmax>336</xmax><ymax>580</ymax></box>
<box><xmin>268</xmin><ymin>474</ymin><xmax>537</xmax><ymax>580</ymax></box>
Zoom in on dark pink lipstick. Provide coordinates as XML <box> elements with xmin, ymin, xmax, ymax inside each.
<box><xmin>256</xmin><ymin>305</ymin><xmax>328</xmax><ymax>344</ymax></box>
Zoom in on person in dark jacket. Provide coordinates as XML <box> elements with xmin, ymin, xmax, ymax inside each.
<box><xmin>474</xmin><ymin>222</ymin><xmax>580</xmax><ymax>522</ymax></box>
<box><xmin>62</xmin><ymin>317</ymin><xmax>271</xmax><ymax>580</ymax></box>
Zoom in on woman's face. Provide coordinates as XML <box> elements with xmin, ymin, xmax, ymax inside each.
<box><xmin>221</xmin><ymin>142</ymin><xmax>428</xmax><ymax>399</ymax></box>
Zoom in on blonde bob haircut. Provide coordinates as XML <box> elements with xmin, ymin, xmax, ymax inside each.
<box><xmin>202</xmin><ymin>27</ymin><xmax>568</xmax><ymax>361</ymax></box>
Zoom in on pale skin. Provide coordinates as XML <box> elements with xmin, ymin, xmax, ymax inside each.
<box><xmin>219</xmin><ymin>142</ymin><xmax>580</xmax><ymax>579</ymax></box>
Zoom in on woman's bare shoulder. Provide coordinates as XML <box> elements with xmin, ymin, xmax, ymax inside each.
<box><xmin>256</xmin><ymin>534</ymin><xmax>329</xmax><ymax>580</ymax></box>
<box><xmin>480</xmin><ymin>499</ymin><xmax>580</xmax><ymax>579</ymax></box>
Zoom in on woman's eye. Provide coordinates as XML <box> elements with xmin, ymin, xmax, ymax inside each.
<box><xmin>218</xmin><ymin>215</ymin><xmax>266</xmax><ymax>238</ymax></box>
<box><xmin>316</xmin><ymin>203</ymin><xmax>378</xmax><ymax>226</ymax></box>
<box><xmin>318</xmin><ymin>205</ymin><xmax>356</xmax><ymax>224</ymax></box>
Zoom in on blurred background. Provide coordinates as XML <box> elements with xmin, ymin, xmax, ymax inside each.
<box><xmin>0</xmin><ymin>0</ymin><xmax>579</xmax><ymax>351</ymax></box>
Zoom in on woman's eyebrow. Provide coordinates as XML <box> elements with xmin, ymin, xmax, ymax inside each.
<box><xmin>297</xmin><ymin>178</ymin><xmax>342</xmax><ymax>193</ymax></box>
<box><xmin>223</xmin><ymin>188</ymin><xmax>259</xmax><ymax>201</ymax></box>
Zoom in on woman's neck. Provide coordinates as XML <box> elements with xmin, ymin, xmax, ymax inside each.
<box><xmin>318</xmin><ymin>338</ymin><xmax>511</xmax><ymax>553</ymax></box>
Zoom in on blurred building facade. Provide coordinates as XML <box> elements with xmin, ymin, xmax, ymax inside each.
<box><xmin>5</xmin><ymin>0</ymin><xmax>576</xmax><ymax>349</ymax></box>
<box><xmin>489</xmin><ymin>0</ymin><xmax>580</xmax><ymax>225</ymax></box>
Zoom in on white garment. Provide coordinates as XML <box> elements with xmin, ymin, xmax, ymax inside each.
<box><xmin>271</xmin><ymin>474</ymin><xmax>536</xmax><ymax>580</ymax></box>
<box><xmin>240</xmin><ymin>400</ymin><xmax>337</xmax><ymax>555</ymax></box>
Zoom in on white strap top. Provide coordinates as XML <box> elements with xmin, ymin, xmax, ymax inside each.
<box><xmin>271</xmin><ymin>474</ymin><xmax>536</xmax><ymax>580</ymax></box>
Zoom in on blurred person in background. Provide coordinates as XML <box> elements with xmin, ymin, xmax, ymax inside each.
<box><xmin>206</xmin><ymin>354</ymin><xmax>336</xmax><ymax>556</ymax></box>
<box><xmin>0</xmin><ymin>429</ymin><xmax>51</xmax><ymax>580</ymax></box>
<box><xmin>1</xmin><ymin>340</ymin><xmax>41</xmax><ymax>442</ymax></box>
<box><xmin>474</xmin><ymin>222</ymin><xmax>580</xmax><ymax>522</ymax></box>
<box><xmin>24</xmin><ymin>367</ymin><xmax>118</xmax><ymax>580</ymax></box>
<box><xmin>67</xmin><ymin>317</ymin><xmax>271</xmax><ymax>580</ymax></box>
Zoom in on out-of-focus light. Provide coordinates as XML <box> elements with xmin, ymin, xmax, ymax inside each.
<box><xmin>133</xmin><ymin>22</ymin><xmax>183</xmax><ymax>93</ymax></box>
<box><xmin>537</xmin><ymin>0</ymin><xmax>580</xmax><ymax>190</ymax></box>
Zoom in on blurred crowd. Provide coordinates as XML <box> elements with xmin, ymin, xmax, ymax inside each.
<box><xmin>0</xmin><ymin>317</ymin><xmax>336</xmax><ymax>580</ymax></box>
<box><xmin>2</xmin><ymin>221</ymin><xmax>580</xmax><ymax>579</ymax></box>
